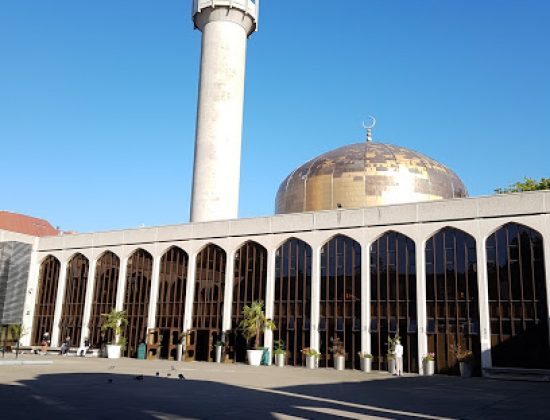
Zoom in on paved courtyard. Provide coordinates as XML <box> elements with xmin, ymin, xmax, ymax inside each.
<box><xmin>0</xmin><ymin>354</ymin><xmax>548</xmax><ymax>419</ymax></box>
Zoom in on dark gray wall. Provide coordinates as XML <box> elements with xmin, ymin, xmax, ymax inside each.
<box><xmin>0</xmin><ymin>241</ymin><xmax>32</xmax><ymax>325</ymax></box>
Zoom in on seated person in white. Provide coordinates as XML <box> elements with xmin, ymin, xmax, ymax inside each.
<box><xmin>77</xmin><ymin>338</ymin><xmax>90</xmax><ymax>357</ymax></box>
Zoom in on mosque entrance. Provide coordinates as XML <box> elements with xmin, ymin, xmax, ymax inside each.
<box><xmin>227</xmin><ymin>331</ymin><xmax>248</xmax><ymax>363</ymax></box>
<box><xmin>187</xmin><ymin>328</ymin><xmax>219</xmax><ymax>362</ymax></box>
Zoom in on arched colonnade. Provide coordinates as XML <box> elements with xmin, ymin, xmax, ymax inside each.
<box><xmin>30</xmin><ymin>220</ymin><xmax>550</xmax><ymax>373</ymax></box>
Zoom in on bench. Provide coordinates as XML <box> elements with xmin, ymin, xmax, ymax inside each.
<box><xmin>13</xmin><ymin>346</ymin><xmax>101</xmax><ymax>357</ymax></box>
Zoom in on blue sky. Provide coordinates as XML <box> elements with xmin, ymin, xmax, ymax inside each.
<box><xmin>1</xmin><ymin>0</ymin><xmax>548</xmax><ymax>232</ymax></box>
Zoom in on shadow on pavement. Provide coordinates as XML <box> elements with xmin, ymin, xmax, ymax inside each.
<box><xmin>1</xmin><ymin>371</ymin><xmax>548</xmax><ymax>419</ymax></box>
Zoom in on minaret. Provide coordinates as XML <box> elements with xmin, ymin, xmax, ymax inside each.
<box><xmin>190</xmin><ymin>0</ymin><xmax>259</xmax><ymax>222</ymax></box>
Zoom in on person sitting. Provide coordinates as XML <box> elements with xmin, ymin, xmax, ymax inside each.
<box><xmin>60</xmin><ymin>336</ymin><xmax>70</xmax><ymax>356</ymax></box>
<box><xmin>39</xmin><ymin>332</ymin><xmax>50</xmax><ymax>355</ymax></box>
<box><xmin>77</xmin><ymin>338</ymin><xmax>90</xmax><ymax>357</ymax></box>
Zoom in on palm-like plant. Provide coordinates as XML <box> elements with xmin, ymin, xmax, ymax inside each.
<box><xmin>100</xmin><ymin>309</ymin><xmax>128</xmax><ymax>346</ymax></box>
<box><xmin>238</xmin><ymin>301</ymin><xmax>276</xmax><ymax>349</ymax></box>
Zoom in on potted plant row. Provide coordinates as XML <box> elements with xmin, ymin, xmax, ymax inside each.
<box><xmin>238</xmin><ymin>301</ymin><xmax>275</xmax><ymax>366</ymax></box>
<box><xmin>302</xmin><ymin>347</ymin><xmax>320</xmax><ymax>369</ymax></box>
<box><xmin>100</xmin><ymin>309</ymin><xmax>128</xmax><ymax>359</ymax></box>
<box><xmin>358</xmin><ymin>352</ymin><xmax>373</xmax><ymax>372</ymax></box>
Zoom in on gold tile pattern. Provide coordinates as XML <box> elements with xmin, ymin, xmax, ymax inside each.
<box><xmin>275</xmin><ymin>142</ymin><xmax>467</xmax><ymax>214</ymax></box>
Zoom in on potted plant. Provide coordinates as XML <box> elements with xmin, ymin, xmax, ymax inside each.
<box><xmin>330</xmin><ymin>336</ymin><xmax>346</xmax><ymax>371</ymax></box>
<box><xmin>273</xmin><ymin>339</ymin><xmax>286</xmax><ymax>367</ymax></box>
<box><xmin>423</xmin><ymin>352</ymin><xmax>436</xmax><ymax>376</ymax></box>
<box><xmin>8</xmin><ymin>324</ymin><xmax>27</xmax><ymax>359</ymax></box>
<box><xmin>455</xmin><ymin>345</ymin><xmax>473</xmax><ymax>377</ymax></box>
<box><xmin>358</xmin><ymin>352</ymin><xmax>373</xmax><ymax>372</ymax></box>
<box><xmin>386</xmin><ymin>334</ymin><xmax>400</xmax><ymax>374</ymax></box>
<box><xmin>238</xmin><ymin>301</ymin><xmax>276</xmax><ymax>366</ymax></box>
<box><xmin>100</xmin><ymin>309</ymin><xmax>128</xmax><ymax>359</ymax></box>
<box><xmin>214</xmin><ymin>339</ymin><xmax>224</xmax><ymax>363</ymax></box>
<box><xmin>301</xmin><ymin>347</ymin><xmax>321</xmax><ymax>369</ymax></box>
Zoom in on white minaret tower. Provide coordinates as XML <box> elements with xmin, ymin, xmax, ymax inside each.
<box><xmin>190</xmin><ymin>0</ymin><xmax>259</xmax><ymax>222</ymax></box>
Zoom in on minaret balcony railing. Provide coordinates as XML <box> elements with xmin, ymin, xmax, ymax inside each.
<box><xmin>192</xmin><ymin>0</ymin><xmax>258</xmax><ymax>23</ymax></box>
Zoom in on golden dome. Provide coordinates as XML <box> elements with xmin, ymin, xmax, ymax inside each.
<box><xmin>275</xmin><ymin>142</ymin><xmax>468</xmax><ymax>214</ymax></box>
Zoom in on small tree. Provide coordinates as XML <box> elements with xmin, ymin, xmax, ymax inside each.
<box><xmin>9</xmin><ymin>324</ymin><xmax>27</xmax><ymax>359</ymax></box>
<box><xmin>100</xmin><ymin>310</ymin><xmax>128</xmax><ymax>347</ymax></box>
<box><xmin>238</xmin><ymin>301</ymin><xmax>276</xmax><ymax>349</ymax></box>
<box><xmin>495</xmin><ymin>177</ymin><xmax>550</xmax><ymax>194</ymax></box>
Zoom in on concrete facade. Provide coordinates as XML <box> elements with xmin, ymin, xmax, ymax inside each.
<box><xmin>4</xmin><ymin>190</ymin><xmax>550</xmax><ymax>374</ymax></box>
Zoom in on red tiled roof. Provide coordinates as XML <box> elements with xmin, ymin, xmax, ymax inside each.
<box><xmin>0</xmin><ymin>211</ymin><xmax>59</xmax><ymax>237</ymax></box>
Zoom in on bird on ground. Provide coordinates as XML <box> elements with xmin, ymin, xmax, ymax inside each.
<box><xmin>156</xmin><ymin>372</ymin><xmax>160</xmax><ymax>377</ymax></box>
<box><xmin>135</xmin><ymin>375</ymin><xmax>144</xmax><ymax>381</ymax></box>
<box><xmin>178</xmin><ymin>374</ymin><xmax>185</xmax><ymax>380</ymax></box>
<box><xmin>167</xmin><ymin>373</ymin><xmax>171</xmax><ymax>377</ymax></box>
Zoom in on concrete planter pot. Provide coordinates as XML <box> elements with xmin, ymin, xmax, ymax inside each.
<box><xmin>247</xmin><ymin>349</ymin><xmax>263</xmax><ymax>366</ymax></box>
<box><xmin>106</xmin><ymin>344</ymin><xmax>121</xmax><ymax>359</ymax></box>
<box><xmin>360</xmin><ymin>357</ymin><xmax>372</xmax><ymax>372</ymax></box>
<box><xmin>423</xmin><ymin>360</ymin><xmax>435</xmax><ymax>376</ymax></box>
<box><xmin>459</xmin><ymin>361</ymin><xmax>472</xmax><ymax>377</ymax></box>
<box><xmin>387</xmin><ymin>358</ymin><xmax>396</xmax><ymax>374</ymax></box>
<box><xmin>334</xmin><ymin>355</ymin><xmax>345</xmax><ymax>370</ymax></box>
<box><xmin>306</xmin><ymin>355</ymin><xmax>318</xmax><ymax>369</ymax></box>
<box><xmin>275</xmin><ymin>353</ymin><xmax>285</xmax><ymax>367</ymax></box>
<box><xmin>215</xmin><ymin>345</ymin><xmax>223</xmax><ymax>363</ymax></box>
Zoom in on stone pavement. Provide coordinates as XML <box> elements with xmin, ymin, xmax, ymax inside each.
<box><xmin>0</xmin><ymin>354</ymin><xmax>548</xmax><ymax>419</ymax></box>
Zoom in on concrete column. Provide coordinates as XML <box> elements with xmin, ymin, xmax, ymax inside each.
<box><xmin>476</xmin><ymin>235</ymin><xmax>493</xmax><ymax>372</ymax></box>
<box><xmin>79</xmin><ymin>258</ymin><xmax>97</xmax><ymax>346</ymax></box>
<box><xmin>310</xmin><ymin>246</ymin><xmax>321</xmax><ymax>351</ymax></box>
<box><xmin>415</xmin><ymin>239</ymin><xmax>428</xmax><ymax>375</ymax></box>
<box><xmin>115</xmin><ymin>256</ymin><xmax>128</xmax><ymax>312</ymax></box>
<box><xmin>222</xmin><ymin>251</ymin><xmax>235</xmax><ymax>333</ymax></box>
<box><xmin>264</xmin><ymin>247</ymin><xmax>277</xmax><ymax>364</ymax></box>
<box><xmin>147</xmin><ymin>255</ymin><xmax>162</xmax><ymax>330</ymax></box>
<box><xmin>21</xmin><ymin>244</ymin><xmax>40</xmax><ymax>346</ymax></box>
<box><xmin>51</xmin><ymin>259</ymin><xmax>68</xmax><ymax>347</ymax></box>
<box><xmin>184</xmin><ymin>253</ymin><xmax>197</xmax><ymax>331</ymax></box>
<box><xmin>190</xmin><ymin>5</ymin><xmax>257</xmax><ymax>222</ymax></box>
<box><xmin>361</xmin><ymin>241</ymin><xmax>371</xmax><ymax>354</ymax></box>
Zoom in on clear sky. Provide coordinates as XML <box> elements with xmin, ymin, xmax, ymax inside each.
<box><xmin>1</xmin><ymin>0</ymin><xmax>548</xmax><ymax>233</ymax></box>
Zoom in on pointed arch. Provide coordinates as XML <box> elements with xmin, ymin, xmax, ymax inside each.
<box><xmin>32</xmin><ymin>255</ymin><xmax>60</xmax><ymax>345</ymax></box>
<box><xmin>89</xmin><ymin>251</ymin><xmax>120</xmax><ymax>346</ymax></box>
<box><xmin>319</xmin><ymin>234</ymin><xmax>361</xmax><ymax>369</ymax></box>
<box><xmin>230</xmin><ymin>240</ymin><xmax>268</xmax><ymax>362</ymax></box>
<box><xmin>191</xmin><ymin>244</ymin><xmax>226</xmax><ymax>361</ymax></box>
<box><xmin>156</xmin><ymin>246</ymin><xmax>189</xmax><ymax>360</ymax></box>
<box><xmin>486</xmin><ymin>222</ymin><xmax>549</xmax><ymax>368</ymax></box>
<box><xmin>370</xmin><ymin>231</ymin><xmax>418</xmax><ymax>373</ymax></box>
<box><xmin>123</xmin><ymin>248</ymin><xmax>153</xmax><ymax>357</ymax></box>
<box><xmin>425</xmin><ymin>227</ymin><xmax>479</xmax><ymax>375</ymax></box>
<box><xmin>274</xmin><ymin>237</ymin><xmax>312</xmax><ymax>366</ymax></box>
<box><xmin>58</xmin><ymin>253</ymin><xmax>89</xmax><ymax>345</ymax></box>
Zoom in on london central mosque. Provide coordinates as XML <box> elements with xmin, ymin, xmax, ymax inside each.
<box><xmin>1</xmin><ymin>0</ymin><xmax>549</xmax><ymax>376</ymax></box>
